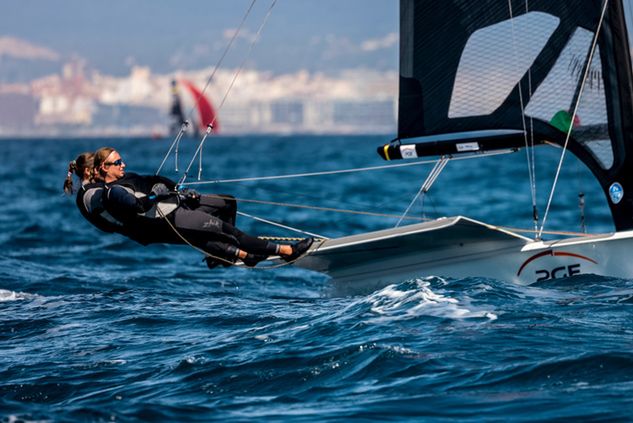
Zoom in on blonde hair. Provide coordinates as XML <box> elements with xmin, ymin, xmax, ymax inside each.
<box><xmin>92</xmin><ymin>146</ymin><xmax>116</xmax><ymax>181</ymax></box>
<box><xmin>63</xmin><ymin>152</ymin><xmax>94</xmax><ymax>195</ymax></box>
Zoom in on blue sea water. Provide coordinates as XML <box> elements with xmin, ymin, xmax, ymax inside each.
<box><xmin>2</xmin><ymin>135</ymin><xmax>633</xmax><ymax>421</ymax></box>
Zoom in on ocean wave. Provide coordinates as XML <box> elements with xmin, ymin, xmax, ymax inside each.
<box><xmin>0</xmin><ymin>289</ymin><xmax>40</xmax><ymax>302</ymax></box>
<box><xmin>461</xmin><ymin>352</ymin><xmax>633</xmax><ymax>392</ymax></box>
<box><xmin>357</xmin><ymin>277</ymin><xmax>497</xmax><ymax>322</ymax></box>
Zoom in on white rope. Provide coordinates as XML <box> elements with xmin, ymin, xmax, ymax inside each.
<box><xmin>237</xmin><ymin>210</ymin><xmax>327</xmax><ymax>239</ymax></box>
<box><xmin>187</xmin><ymin>0</ymin><xmax>258</xmax><ymax>128</ymax></box>
<box><xmin>508</xmin><ymin>0</ymin><xmax>539</xmax><ymax>236</ymax></box>
<box><xmin>155</xmin><ymin>0</ymin><xmax>257</xmax><ymax>176</ymax></box>
<box><xmin>179</xmin><ymin>125</ymin><xmax>213</xmax><ymax>185</ymax></box>
<box><xmin>525</xmin><ymin>0</ymin><xmax>538</xmax><ymax>235</ymax></box>
<box><xmin>183</xmin><ymin>0</ymin><xmax>278</xmax><ymax>185</ymax></box>
<box><xmin>155</xmin><ymin>122</ymin><xmax>188</xmax><ymax>175</ymax></box>
<box><xmin>539</xmin><ymin>0</ymin><xmax>609</xmax><ymax>238</ymax></box>
<box><xmin>180</xmin><ymin>149</ymin><xmax>516</xmax><ymax>186</ymax></box>
<box><xmin>232</xmin><ymin>195</ymin><xmax>430</xmax><ymax>221</ymax></box>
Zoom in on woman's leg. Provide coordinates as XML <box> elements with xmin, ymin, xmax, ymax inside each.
<box><xmin>172</xmin><ymin>206</ymin><xmax>311</xmax><ymax>260</ymax></box>
<box><xmin>218</xmin><ymin>220</ymin><xmax>281</xmax><ymax>255</ymax></box>
<box><xmin>197</xmin><ymin>194</ymin><xmax>237</xmax><ymax>225</ymax></box>
<box><xmin>172</xmin><ymin>207</ymin><xmax>238</xmax><ymax>246</ymax></box>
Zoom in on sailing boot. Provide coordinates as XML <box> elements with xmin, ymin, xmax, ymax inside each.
<box><xmin>282</xmin><ymin>238</ymin><xmax>314</xmax><ymax>262</ymax></box>
<box><xmin>242</xmin><ymin>253</ymin><xmax>269</xmax><ymax>268</ymax></box>
<box><xmin>204</xmin><ymin>255</ymin><xmax>235</xmax><ymax>269</ymax></box>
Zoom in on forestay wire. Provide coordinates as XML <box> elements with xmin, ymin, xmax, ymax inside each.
<box><xmin>179</xmin><ymin>0</ymin><xmax>279</xmax><ymax>186</ymax></box>
<box><xmin>507</xmin><ymin>0</ymin><xmax>539</xmax><ymax>237</ymax></box>
<box><xmin>538</xmin><ymin>0</ymin><xmax>609</xmax><ymax>239</ymax></box>
<box><xmin>155</xmin><ymin>0</ymin><xmax>258</xmax><ymax>176</ymax></box>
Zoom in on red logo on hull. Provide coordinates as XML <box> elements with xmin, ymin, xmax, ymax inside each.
<box><xmin>517</xmin><ymin>250</ymin><xmax>597</xmax><ymax>277</ymax></box>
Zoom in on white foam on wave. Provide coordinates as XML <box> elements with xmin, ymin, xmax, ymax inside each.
<box><xmin>365</xmin><ymin>277</ymin><xmax>497</xmax><ymax>322</ymax></box>
<box><xmin>0</xmin><ymin>288</ymin><xmax>40</xmax><ymax>302</ymax></box>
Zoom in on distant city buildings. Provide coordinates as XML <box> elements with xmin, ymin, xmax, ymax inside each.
<box><xmin>0</xmin><ymin>59</ymin><xmax>397</xmax><ymax>137</ymax></box>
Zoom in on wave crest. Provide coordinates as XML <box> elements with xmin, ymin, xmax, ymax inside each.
<box><xmin>360</xmin><ymin>277</ymin><xmax>497</xmax><ymax>322</ymax></box>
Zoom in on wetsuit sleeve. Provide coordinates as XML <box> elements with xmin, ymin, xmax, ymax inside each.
<box><xmin>106</xmin><ymin>185</ymin><xmax>152</xmax><ymax>217</ymax></box>
<box><xmin>75</xmin><ymin>187</ymin><xmax>118</xmax><ymax>233</ymax></box>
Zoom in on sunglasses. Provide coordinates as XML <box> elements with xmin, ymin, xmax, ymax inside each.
<box><xmin>105</xmin><ymin>159</ymin><xmax>124</xmax><ymax>166</ymax></box>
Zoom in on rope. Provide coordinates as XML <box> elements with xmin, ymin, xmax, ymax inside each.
<box><xmin>538</xmin><ymin>0</ymin><xmax>609</xmax><ymax>239</ymax></box>
<box><xmin>155</xmin><ymin>0</ymin><xmax>258</xmax><ymax>176</ymax></box>
<box><xmin>180</xmin><ymin>149</ymin><xmax>516</xmax><ymax>186</ymax></box>
<box><xmin>155</xmin><ymin>205</ymin><xmax>237</xmax><ymax>267</ymax></box>
<box><xmin>498</xmin><ymin>225</ymin><xmax>598</xmax><ymax>238</ymax></box>
<box><xmin>194</xmin><ymin>193</ymin><xmax>592</xmax><ymax>238</ymax></box>
<box><xmin>237</xmin><ymin>210</ymin><xmax>327</xmax><ymax>238</ymax></box>
<box><xmin>525</xmin><ymin>0</ymin><xmax>538</xmax><ymax>236</ymax></box>
<box><xmin>508</xmin><ymin>0</ymin><xmax>539</xmax><ymax>237</ymax></box>
<box><xmin>185</xmin><ymin>0</ymin><xmax>258</xmax><ymax>130</ymax></box>
<box><xmin>231</xmin><ymin>195</ymin><xmax>598</xmax><ymax>238</ymax></box>
<box><xmin>232</xmin><ymin>196</ymin><xmax>432</xmax><ymax>222</ymax></box>
<box><xmin>153</xmin><ymin>195</ymin><xmax>594</xmax><ymax>271</ymax></box>
<box><xmin>180</xmin><ymin>0</ymin><xmax>278</xmax><ymax>185</ymax></box>
<box><xmin>155</xmin><ymin>203</ymin><xmax>310</xmax><ymax>270</ymax></box>
<box><xmin>155</xmin><ymin>123</ymin><xmax>187</xmax><ymax>176</ymax></box>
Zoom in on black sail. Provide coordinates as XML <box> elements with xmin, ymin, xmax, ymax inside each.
<box><xmin>380</xmin><ymin>0</ymin><xmax>633</xmax><ymax>231</ymax></box>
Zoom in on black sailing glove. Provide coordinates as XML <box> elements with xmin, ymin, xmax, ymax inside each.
<box><xmin>149</xmin><ymin>183</ymin><xmax>172</xmax><ymax>202</ymax></box>
<box><xmin>179</xmin><ymin>188</ymin><xmax>201</xmax><ymax>208</ymax></box>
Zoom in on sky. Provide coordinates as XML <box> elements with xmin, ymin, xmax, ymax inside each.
<box><xmin>0</xmin><ymin>0</ymin><xmax>399</xmax><ymax>77</ymax></box>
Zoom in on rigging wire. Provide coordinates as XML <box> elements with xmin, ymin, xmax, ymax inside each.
<box><xmin>236</xmin><ymin>210</ymin><xmax>326</xmax><ymax>238</ymax></box>
<box><xmin>232</xmin><ymin>193</ymin><xmax>596</xmax><ymax>238</ymax></box>
<box><xmin>538</xmin><ymin>0</ymin><xmax>609</xmax><ymax>239</ymax></box>
<box><xmin>232</xmin><ymin>195</ymin><xmax>432</xmax><ymax>222</ymax></box>
<box><xmin>155</xmin><ymin>0</ymin><xmax>258</xmax><ymax>176</ymax></box>
<box><xmin>180</xmin><ymin>149</ymin><xmax>515</xmax><ymax>186</ymax></box>
<box><xmin>155</xmin><ymin>121</ymin><xmax>188</xmax><ymax>175</ymax></box>
<box><xmin>156</xmin><ymin>205</ymin><xmax>313</xmax><ymax>270</ymax></box>
<box><xmin>179</xmin><ymin>0</ymin><xmax>279</xmax><ymax>186</ymax></box>
<box><xmin>525</xmin><ymin>0</ymin><xmax>539</xmax><ymax>235</ymax></box>
<box><xmin>507</xmin><ymin>0</ymin><xmax>539</xmax><ymax>238</ymax></box>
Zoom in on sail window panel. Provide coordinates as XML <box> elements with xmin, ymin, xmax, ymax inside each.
<box><xmin>448</xmin><ymin>12</ymin><xmax>559</xmax><ymax>118</ymax></box>
<box><xmin>580</xmin><ymin>140</ymin><xmax>613</xmax><ymax>169</ymax></box>
<box><xmin>525</xmin><ymin>27</ymin><xmax>613</xmax><ymax>169</ymax></box>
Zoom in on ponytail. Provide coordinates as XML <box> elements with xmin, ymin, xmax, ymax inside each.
<box><xmin>63</xmin><ymin>152</ymin><xmax>95</xmax><ymax>195</ymax></box>
<box><xmin>63</xmin><ymin>160</ymin><xmax>77</xmax><ymax>195</ymax></box>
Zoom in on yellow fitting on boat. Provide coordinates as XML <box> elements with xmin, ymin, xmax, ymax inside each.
<box><xmin>383</xmin><ymin>144</ymin><xmax>391</xmax><ymax>161</ymax></box>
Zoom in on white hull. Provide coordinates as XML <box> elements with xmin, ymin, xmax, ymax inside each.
<box><xmin>292</xmin><ymin>216</ymin><xmax>633</xmax><ymax>291</ymax></box>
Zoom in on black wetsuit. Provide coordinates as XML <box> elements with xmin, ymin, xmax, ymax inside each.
<box><xmin>76</xmin><ymin>182</ymin><xmax>121</xmax><ymax>234</ymax></box>
<box><xmin>103</xmin><ymin>173</ymin><xmax>279</xmax><ymax>257</ymax></box>
<box><xmin>75</xmin><ymin>181</ymin><xmax>160</xmax><ymax>245</ymax></box>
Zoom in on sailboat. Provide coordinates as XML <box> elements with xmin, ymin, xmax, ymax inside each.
<box><xmin>169</xmin><ymin>79</ymin><xmax>220</xmax><ymax>136</ymax></box>
<box><xmin>285</xmin><ymin>0</ymin><xmax>633</xmax><ymax>288</ymax></box>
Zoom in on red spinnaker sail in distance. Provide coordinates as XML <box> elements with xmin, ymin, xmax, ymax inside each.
<box><xmin>180</xmin><ymin>79</ymin><xmax>220</xmax><ymax>133</ymax></box>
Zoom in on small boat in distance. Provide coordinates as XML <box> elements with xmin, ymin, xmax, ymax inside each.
<box><xmin>169</xmin><ymin>78</ymin><xmax>220</xmax><ymax>137</ymax></box>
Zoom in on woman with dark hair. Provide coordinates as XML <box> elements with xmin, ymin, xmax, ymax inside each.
<box><xmin>90</xmin><ymin>147</ymin><xmax>312</xmax><ymax>267</ymax></box>
<box><xmin>63</xmin><ymin>152</ymin><xmax>94</xmax><ymax>194</ymax></box>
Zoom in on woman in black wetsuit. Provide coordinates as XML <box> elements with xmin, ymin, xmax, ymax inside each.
<box><xmin>93</xmin><ymin>147</ymin><xmax>313</xmax><ymax>267</ymax></box>
<box><xmin>64</xmin><ymin>152</ymin><xmax>125</xmax><ymax>236</ymax></box>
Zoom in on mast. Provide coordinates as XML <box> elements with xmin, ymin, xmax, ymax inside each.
<box><xmin>169</xmin><ymin>79</ymin><xmax>186</xmax><ymax>136</ymax></box>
